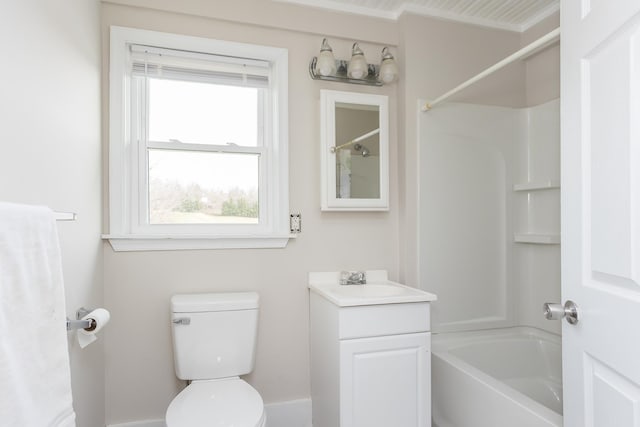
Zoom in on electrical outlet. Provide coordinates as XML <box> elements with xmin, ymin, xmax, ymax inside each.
<box><xmin>290</xmin><ymin>213</ymin><xmax>301</xmax><ymax>233</ymax></box>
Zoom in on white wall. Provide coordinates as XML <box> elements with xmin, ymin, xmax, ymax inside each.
<box><xmin>98</xmin><ymin>3</ymin><xmax>553</xmax><ymax>423</ymax></box>
<box><xmin>400</xmin><ymin>12</ymin><xmax>560</xmax><ymax>292</ymax></box>
<box><xmin>419</xmin><ymin>103</ymin><xmax>522</xmax><ymax>332</ymax></box>
<box><xmin>411</xmin><ymin>13</ymin><xmax>561</xmax><ymax>335</ymax></box>
<box><xmin>523</xmin><ymin>12</ymin><xmax>560</xmax><ymax>106</ymax></box>
<box><xmin>519</xmin><ymin>13</ymin><xmax>561</xmax><ymax>333</ymax></box>
<box><xmin>418</xmin><ymin>100</ymin><xmax>561</xmax><ymax>335</ymax></box>
<box><xmin>0</xmin><ymin>0</ymin><xmax>104</xmax><ymax>425</ymax></box>
<box><xmin>100</xmin><ymin>2</ymin><xmax>399</xmax><ymax>424</ymax></box>
<box><xmin>513</xmin><ymin>99</ymin><xmax>561</xmax><ymax>334</ymax></box>
<box><xmin>397</xmin><ymin>14</ymin><xmax>526</xmax><ymax>290</ymax></box>
<box><xmin>0</xmin><ymin>0</ymin><xmax>562</xmax><ymax>423</ymax></box>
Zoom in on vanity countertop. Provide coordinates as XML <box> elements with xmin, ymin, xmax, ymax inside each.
<box><xmin>308</xmin><ymin>270</ymin><xmax>437</xmax><ymax>307</ymax></box>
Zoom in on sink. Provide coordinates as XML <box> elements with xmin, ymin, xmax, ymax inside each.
<box><xmin>308</xmin><ymin>270</ymin><xmax>437</xmax><ymax>307</ymax></box>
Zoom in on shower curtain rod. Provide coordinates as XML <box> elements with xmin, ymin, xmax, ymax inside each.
<box><xmin>422</xmin><ymin>27</ymin><xmax>560</xmax><ymax>112</ymax></box>
<box><xmin>330</xmin><ymin>128</ymin><xmax>380</xmax><ymax>153</ymax></box>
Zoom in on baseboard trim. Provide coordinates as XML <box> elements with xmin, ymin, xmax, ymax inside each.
<box><xmin>106</xmin><ymin>397</ymin><xmax>312</xmax><ymax>427</ymax></box>
<box><xmin>265</xmin><ymin>398</ymin><xmax>312</xmax><ymax>427</ymax></box>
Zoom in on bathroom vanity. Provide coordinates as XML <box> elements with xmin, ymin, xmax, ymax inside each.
<box><xmin>308</xmin><ymin>271</ymin><xmax>437</xmax><ymax>427</ymax></box>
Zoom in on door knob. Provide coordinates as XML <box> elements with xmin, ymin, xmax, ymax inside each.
<box><xmin>543</xmin><ymin>300</ymin><xmax>579</xmax><ymax>325</ymax></box>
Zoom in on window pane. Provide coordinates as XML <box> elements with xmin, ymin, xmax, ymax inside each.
<box><xmin>148</xmin><ymin>149</ymin><xmax>259</xmax><ymax>224</ymax></box>
<box><xmin>148</xmin><ymin>78</ymin><xmax>260</xmax><ymax>146</ymax></box>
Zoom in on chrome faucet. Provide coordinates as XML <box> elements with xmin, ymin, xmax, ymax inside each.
<box><xmin>340</xmin><ymin>271</ymin><xmax>367</xmax><ymax>285</ymax></box>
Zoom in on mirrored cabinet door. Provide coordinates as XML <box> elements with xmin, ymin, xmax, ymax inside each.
<box><xmin>320</xmin><ymin>90</ymin><xmax>389</xmax><ymax>211</ymax></box>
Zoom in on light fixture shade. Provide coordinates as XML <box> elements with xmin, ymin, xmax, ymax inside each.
<box><xmin>347</xmin><ymin>43</ymin><xmax>368</xmax><ymax>79</ymax></box>
<box><xmin>378</xmin><ymin>47</ymin><xmax>398</xmax><ymax>84</ymax></box>
<box><xmin>316</xmin><ymin>38</ymin><xmax>336</xmax><ymax>77</ymax></box>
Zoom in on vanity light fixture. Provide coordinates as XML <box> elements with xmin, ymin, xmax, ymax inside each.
<box><xmin>309</xmin><ymin>39</ymin><xmax>398</xmax><ymax>86</ymax></box>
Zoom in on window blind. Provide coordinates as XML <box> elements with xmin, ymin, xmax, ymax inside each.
<box><xmin>130</xmin><ymin>44</ymin><xmax>270</xmax><ymax>88</ymax></box>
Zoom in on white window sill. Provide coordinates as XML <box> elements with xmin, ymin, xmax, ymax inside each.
<box><xmin>102</xmin><ymin>234</ymin><xmax>297</xmax><ymax>252</ymax></box>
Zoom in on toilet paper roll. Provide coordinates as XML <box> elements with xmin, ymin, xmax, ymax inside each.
<box><xmin>77</xmin><ymin>308</ymin><xmax>110</xmax><ymax>349</ymax></box>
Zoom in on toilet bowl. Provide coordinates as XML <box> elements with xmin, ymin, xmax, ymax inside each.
<box><xmin>166</xmin><ymin>292</ymin><xmax>265</xmax><ymax>427</ymax></box>
<box><xmin>166</xmin><ymin>378</ymin><xmax>265</xmax><ymax>427</ymax></box>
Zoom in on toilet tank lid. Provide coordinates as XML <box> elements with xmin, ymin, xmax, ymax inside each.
<box><xmin>171</xmin><ymin>292</ymin><xmax>259</xmax><ymax>313</ymax></box>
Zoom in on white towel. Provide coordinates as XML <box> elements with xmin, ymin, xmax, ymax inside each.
<box><xmin>0</xmin><ymin>202</ymin><xmax>76</xmax><ymax>427</ymax></box>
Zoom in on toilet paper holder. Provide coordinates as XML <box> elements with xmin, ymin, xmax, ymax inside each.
<box><xmin>66</xmin><ymin>307</ymin><xmax>97</xmax><ymax>331</ymax></box>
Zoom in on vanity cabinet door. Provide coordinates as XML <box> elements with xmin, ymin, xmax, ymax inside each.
<box><xmin>339</xmin><ymin>332</ymin><xmax>431</xmax><ymax>427</ymax></box>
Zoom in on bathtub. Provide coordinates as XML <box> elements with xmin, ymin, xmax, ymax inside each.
<box><xmin>432</xmin><ymin>327</ymin><xmax>562</xmax><ymax>427</ymax></box>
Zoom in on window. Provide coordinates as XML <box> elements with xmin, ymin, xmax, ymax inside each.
<box><xmin>106</xmin><ymin>27</ymin><xmax>289</xmax><ymax>251</ymax></box>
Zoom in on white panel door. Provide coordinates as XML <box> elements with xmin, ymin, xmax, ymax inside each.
<box><xmin>340</xmin><ymin>333</ymin><xmax>430</xmax><ymax>427</ymax></box>
<box><xmin>562</xmin><ymin>1</ymin><xmax>640</xmax><ymax>426</ymax></box>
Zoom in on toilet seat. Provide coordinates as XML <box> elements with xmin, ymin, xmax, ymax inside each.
<box><xmin>166</xmin><ymin>378</ymin><xmax>266</xmax><ymax>427</ymax></box>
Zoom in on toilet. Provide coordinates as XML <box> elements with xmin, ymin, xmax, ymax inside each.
<box><xmin>166</xmin><ymin>292</ymin><xmax>266</xmax><ymax>427</ymax></box>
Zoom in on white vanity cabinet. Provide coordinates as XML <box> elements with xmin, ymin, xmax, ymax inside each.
<box><xmin>309</xmin><ymin>271</ymin><xmax>436</xmax><ymax>427</ymax></box>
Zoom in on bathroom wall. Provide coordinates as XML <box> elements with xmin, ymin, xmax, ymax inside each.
<box><xmin>99</xmin><ymin>1</ymin><xmax>560</xmax><ymax>423</ymax></box>
<box><xmin>103</xmin><ymin>0</ymin><xmax>399</xmax><ymax>47</ymax></box>
<box><xmin>418</xmin><ymin>99</ymin><xmax>560</xmax><ymax>335</ymax></box>
<box><xmin>523</xmin><ymin>12</ymin><xmax>560</xmax><ymax>106</ymax></box>
<box><xmin>418</xmin><ymin>14</ymin><xmax>563</xmax><ymax>336</ymax></box>
<box><xmin>100</xmin><ymin>2</ymin><xmax>400</xmax><ymax>424</ymax></box>
<box><xmin>0</xmin><ymin>0</ymin><xmax>104</xmax><ymax>425</ymax></box>
<box><xmin>419</xmin><ymin>103</ymin><xmax>523</xmax><ymax>332</ymax></box>
<box><xmin>0</xmin><ymin>1</ymin><xmax>561</xmax><ymax>424</ymax></box>
<box><xmin>513</xmin><ymin>100</ymin><xmax>561</xmax><ymax>335</ymax></box>
<box><xmin>405</xmin><ymin>13</ymin><xmax>561</xmax><ymax>334</ymax></box>
<box><xmin>396</xmin><ymin>13</ymin><xmax>527</xmax><ymax>289</ymax></box>
<box><xmin>414</xmin><ymin>13</ymin><xmax>562</xmax><ymax>333</ymax></box>
<box><xmin>400</xmin><ymin>12</ymin><xmax>561</xmax><ymax>290</ymax></box>
<box><xmin>518</xmin><ymin>12</ymin><xmax>561</xmax><ymax>333</ymax></box>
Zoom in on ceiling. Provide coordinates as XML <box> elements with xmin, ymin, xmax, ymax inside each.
<box><xmin>273</xmin><ymin>0</ymin><xmax>560</xmax><ymax>32</ymax></box>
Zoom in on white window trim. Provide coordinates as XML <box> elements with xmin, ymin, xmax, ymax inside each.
<box><xmin>104</xmin><ymin>26</ymin><xmax>291</xmax><ymax>251</ymax></box>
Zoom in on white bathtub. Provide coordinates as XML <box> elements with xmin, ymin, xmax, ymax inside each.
<box><xmin>432</xmin><ymin>327</ymin><xmax>562</xmax><ymax>427</ymax></box>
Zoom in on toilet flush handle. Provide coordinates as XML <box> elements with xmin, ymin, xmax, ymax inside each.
<box><xmin>172</xmin><ymin>317</ymin><xmax>191</xmax><ymax>325</ymax></box>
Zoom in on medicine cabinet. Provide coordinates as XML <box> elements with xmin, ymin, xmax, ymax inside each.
<box><xmin>320</xmin><ymin>90</ymin><xmax>389</xmax><ymax>211</ymax></box>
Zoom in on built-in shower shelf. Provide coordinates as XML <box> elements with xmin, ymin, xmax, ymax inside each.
<box><xmin>514</xmin><ymin>233</ymin><xmax>560</xmax><ymax>244</ymax></box>
<box><xmin>513</xmin><ymin>181</ymin><xmax>560</xmax><ymax>191</ymax></box>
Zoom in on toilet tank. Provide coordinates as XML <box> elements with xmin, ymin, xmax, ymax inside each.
<box><xmin>171</xmin><ymin>292</ymin><xmax>259</xmax><ymax>381</ymax></box>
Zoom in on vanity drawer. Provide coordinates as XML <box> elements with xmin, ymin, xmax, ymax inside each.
<box><xmin>338</xmin><ymin>302</ymin><xmax>430</xmax><ymax>339</ymax></box>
